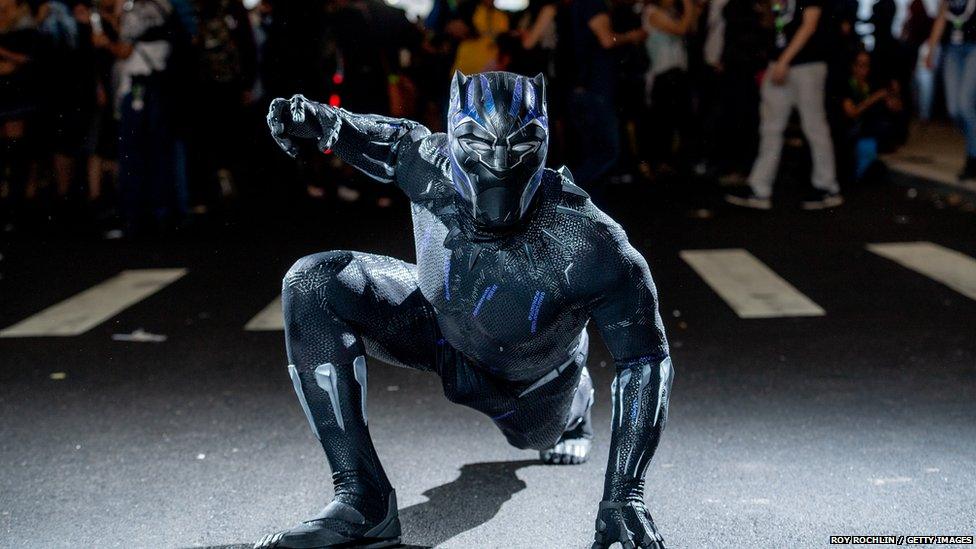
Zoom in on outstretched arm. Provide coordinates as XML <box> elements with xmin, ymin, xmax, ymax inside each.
<box><xmin>589</xmin><ymin>233</ymin><xmax>673</xmax><ymax>549</ymax></box>
<box><xmin>267</xmin><ymin>95</ymin><xmax>430</xmax><ymax>184</ymax></box>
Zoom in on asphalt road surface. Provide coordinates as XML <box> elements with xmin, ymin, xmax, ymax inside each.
<box><xmin>1</xmin><ymin>177</ymin><xmax>974</xmax><ymax>549</ymax></box>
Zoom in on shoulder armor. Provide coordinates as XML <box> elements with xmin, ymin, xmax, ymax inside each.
<box><xmin>557</xmin><ymin>166</ymin><xmax>589</xmax><ymax>198</ymax></box>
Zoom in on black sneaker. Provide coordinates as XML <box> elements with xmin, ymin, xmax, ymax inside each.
<box><xmin>800</xmin><ymin>189</ymin><xmax>844</xmax><ymax>210</ymax></box>
<box><xmin>958</xmin><ymin>157</ymin><xmax>976</xmax><ymax>182</ymax></box>
<box><xmin>724</xmin><ymin>186</ymin><xmax>772</xmax><ymax>210</ymax></box>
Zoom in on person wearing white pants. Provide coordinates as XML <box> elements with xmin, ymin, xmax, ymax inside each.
<box><xmin>725</xmin><ymin>0</ymin><xmax>843</xmax><ymax>210</ymax></box>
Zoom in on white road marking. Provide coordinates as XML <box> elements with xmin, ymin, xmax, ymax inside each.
<box><xmin>1</xmin><ymin>269</ymin><xmax>186</xmax><ymax>337</ymax></box>
<box><xmin>869</xmin><ymin>476</ymin><xmax>912</xmax><ymax>486</ymax></box>
<box><xmin>680</xmin><ymin>249</ymin><xmax>826</xmax><ymax>318</ymax></box>
<box><xmin>867</xmin><ymin>241</ymin><xmax>976</xmax><ymax>301</ymax></box>
<box><xmin>245</xmin><ymin>295</ymin><xmax>283</xmax><ymax>331</ymax></box>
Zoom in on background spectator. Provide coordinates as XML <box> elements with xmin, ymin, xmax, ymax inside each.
<box><xmin>188</xmin><ymin>0</ymin><xmax>255</xmax><ymax>213</ymax></box>
<box><xmin>642</xmin><ymin>0</ymin><xmax>696</xmax><ymax>178</ymax></box>
<box><xmin>0</xmin><ymin>0</ymin><xmax>38</xmax><ymax>232</ymax></box>
<box><xmin>559</xmin><ymin>0</ymin><xmax>645</xmax><ymax>190</ymax></box>
<box><xmin>713</xmin><ymin>0</ymin><xmax>768</xmax><ymax>184</ymax></box>
<box><xmin>98</xmin><ymin>0</ymin><xmax>185</xmax><ymax>235</ymax></box>
<box><xmin>840</xmin><ymin>49</ymin><xmax>904</xmax><ymax>182</ymax></box>
<box><xmin>725</xmin><ymin>0</ymin><xmax>842</xmax><ymax>210</ymax></box>
<box><xmin>0</xmin><ymin>0</ymin><xmax>956</xmax><ymax>236</ymax></box>
<box><xmin>927</xmin><ymin>0</ymin><xmax>976</xmax><ymax>182</ymax></box>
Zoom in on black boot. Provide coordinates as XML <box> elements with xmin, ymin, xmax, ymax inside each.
<box><xmin>254</xmin><ymin>491</ymin><xmax>401</xmax><ymax>549</ymax></box>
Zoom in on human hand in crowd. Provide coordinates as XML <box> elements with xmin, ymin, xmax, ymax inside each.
<box><xmin>769</xmin><ymin>60</ymin><xmax>789</xmax><ymax>85</ymax></box>
<box><xmin>267</xmin><ymin>94</ymin><xmax>340</xmax><ymax>158</ymax></box>
<box><xmin>924</xmin><ymin>47</ymin><xmax>936</xmax><ymax>70</ymax></box>
<box><xmin>92</xmin><ymin>31</ymin><xmax>111</xmax><ymax>49</ymax></box>
<box><xmin>884</xmin><ymin>84</ymin><xmax>903</xmax><ymax>112</ymax></box>
<box><xmin>0</xmin><ymin>46</ymin><xmax>28</xmax><ymax>68</ymax></box>
<box><xmin>96</xmin><ymin>82</ymin><xmax>108</xmax><ymax>108</ymax></box>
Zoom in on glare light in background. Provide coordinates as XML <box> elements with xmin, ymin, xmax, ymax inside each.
<box><xmin>384</xmin><ymin>0</ymin><xmax>434</xmax><ymax>21</ymax></box>
<box><xmin>243</xmin><ymin>0</ymin><xmax>260</xmax><ymax>10</ymax></box>
<box><xmin>494</xmin><ymin>0</ymin><xmax>529</xmax><ymax>12</ymax></box>
<box><xmin>382</xmin><ymin>0</ymin><xmax>528</xmax><ymax>20</ymax></box>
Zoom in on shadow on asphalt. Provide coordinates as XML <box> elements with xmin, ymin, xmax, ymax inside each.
<box><xmin>193</xmin><ymin>459</ymin><xmax>539</xmax><ymax>549</ymax></box>
<box><xmin>398</xmin><ymin>459</ymin><xmax>538</xmax><ymax>547</ymax></box>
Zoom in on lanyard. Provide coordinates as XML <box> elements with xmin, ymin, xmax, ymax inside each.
<box><xmin>772</xmin><ymin>0</ymin><xmax>795</xmax><ymax>48</ymax></box>
<box><xmin>772</xmin><ymin>0</ymin><xmax>795</xmax><ymax>33</ymax></box>
<box><xmin>948</xmin><ymin>0</ymin><xmax>976</xmax><ymax>30</ymax></box>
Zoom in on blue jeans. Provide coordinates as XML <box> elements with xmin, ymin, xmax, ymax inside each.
<box><xmin>855</xmin><ymin>137</ymin><xmax>878</xmax><ymax>181</ymax></box>
<box><xmin>942</xmin><ymin>43</ymin><xmax>976</xmax><ymax>157</ymax></box>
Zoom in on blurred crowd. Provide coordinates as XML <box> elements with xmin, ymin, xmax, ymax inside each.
<box><xmin>0</xmin><ymin>0</ymin><xmax>949</xmax><ymax>236</ymax></box>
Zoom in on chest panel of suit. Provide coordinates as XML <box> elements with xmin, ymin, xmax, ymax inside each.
<box><xmin>408</xmin><ymin>188</ymin><xmax>592</xmax><ymax>380</ymax></box>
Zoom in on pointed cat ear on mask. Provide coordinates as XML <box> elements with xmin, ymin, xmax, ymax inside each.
<box><xmin>450</xmin><ymin>71</ymin><xmax>469</xmax><ymax>110</ymax></box>
<box><xmin>532</xmin><ymin>73</ymin><xmax>547</xmax><ymax>115</ymax></box>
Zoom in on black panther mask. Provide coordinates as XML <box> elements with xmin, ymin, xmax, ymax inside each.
<box><xmin>447</xmin><ymin>71</ymin><xmax>549</xmax><ymax>229</ymax></box>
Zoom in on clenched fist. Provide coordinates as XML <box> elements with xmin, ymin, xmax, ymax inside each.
<box><xmin>266</xmin><ymin>94</ymin><xmax>341</xmax><ymax>157</ymax></box>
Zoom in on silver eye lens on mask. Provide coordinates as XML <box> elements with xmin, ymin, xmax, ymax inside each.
<box><xmin>461</xmin><ymin>139</ymin><xmax>492</xmax><ymax>153</ymax></box>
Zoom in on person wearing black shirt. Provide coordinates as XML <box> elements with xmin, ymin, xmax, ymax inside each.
<box><xmin>926</xmin><ymin>0</ymin><xmax>976</xmax><ymax>181</ymax></box>
<box><xmin>724</xmin><ymin>0</ymin><xmax>843</xmax><ymax>210</ymax></box>
<box><xmin>558</xmin><ymin>0</ymin><xmax>645</xmax><ymax>189</ymax></box>
<box><xmin>714</xmin><ymin>0</ymin><xmax>768</xmax><ymax>181</ymax></box>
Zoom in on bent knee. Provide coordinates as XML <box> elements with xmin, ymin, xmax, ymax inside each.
<box><xmin>500</xmin><ymin>420</ymin><xmax>565</xmax><ymax>451</ymax></box>
<box><xmin>281</xmin><ymin>250</ymin><xmax>360</xmax><ymax>321</ymax></box>
<box><xmin>283</xmin><ymin>251</ymin><xmax>355</xmax><ymax>296</ymax></box>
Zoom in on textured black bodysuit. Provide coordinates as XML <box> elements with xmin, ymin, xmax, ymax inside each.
<box><xmin>280</xmin><ymin>105</ymin><xmax>675</xmax><ymax>538</ymax></box>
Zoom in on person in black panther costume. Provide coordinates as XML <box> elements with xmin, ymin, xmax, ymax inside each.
<box><xmin>257</xmin><ymin>71</ymin><xmax>674</xmax><ymax>549</ymax></box>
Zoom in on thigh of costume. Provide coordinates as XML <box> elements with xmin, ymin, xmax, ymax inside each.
<box><xmin>283</xmin><ymin>251</ymin><xmax>440</xmax><ymax>372</ymax></box>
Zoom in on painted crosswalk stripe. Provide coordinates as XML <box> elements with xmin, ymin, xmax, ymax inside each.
<box><xmin>867</xmin><ymin>242</ymin><xmax>976</xmax><ymax>301</ymax></box>
<box><xmin>0</xmin><ymin>269</ymin><xmax>187</xmax><ymax>337</ymax></box>
<box><xmin>245</xmin><ymin>295</ymin><xmax>283</xmax><ymax>331</ymax></box>
<box><xmin>680</xmin><ymin>249</ymin><xmax>825</xmax><ymax>318</ymax></box>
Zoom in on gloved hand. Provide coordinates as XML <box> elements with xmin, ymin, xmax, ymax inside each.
<box><xmin>266</xmin><ymin>94</ymin><xmax>340</xmax><ymax>157</ymax></box>
<box><xmin>591</xmin><ymin>500</ymin><xmax>666</xmax><ymax>549</ymax></box>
